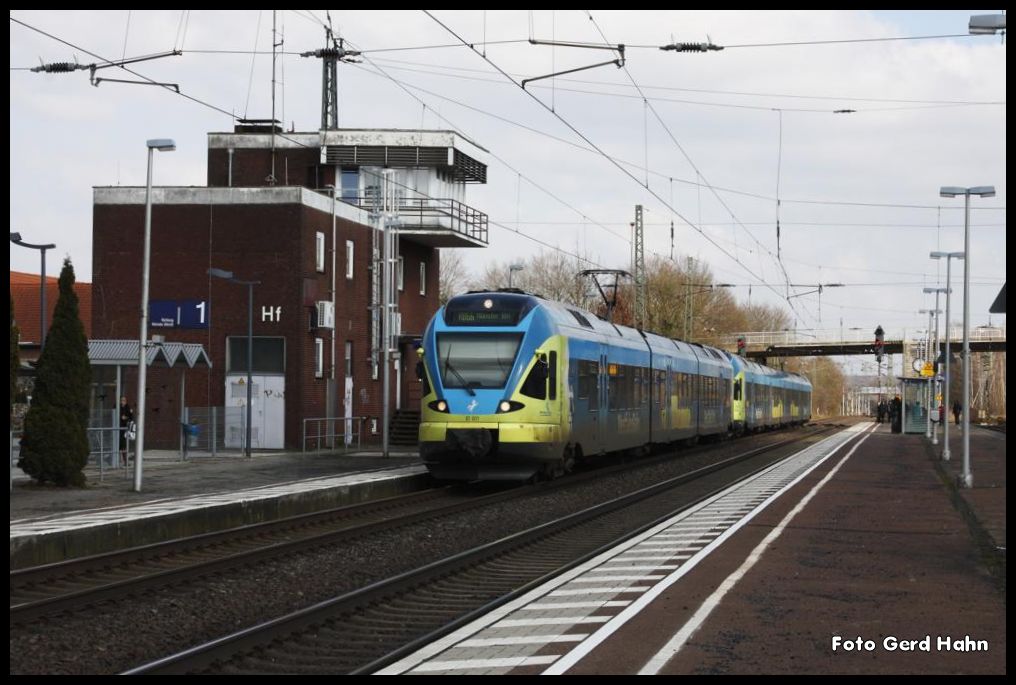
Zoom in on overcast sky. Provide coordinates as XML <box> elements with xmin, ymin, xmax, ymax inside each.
<box><xmin>10</xmin><ymin>10</ymin><xmax>1006</xmax><ymax>376</ymax></box>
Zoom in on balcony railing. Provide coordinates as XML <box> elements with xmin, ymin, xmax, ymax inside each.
<box><xmin>326</xmin><ymin>192</ymin><xmax>488</xmax><ymax>245</ymax></box>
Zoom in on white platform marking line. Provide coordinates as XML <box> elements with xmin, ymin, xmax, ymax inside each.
<box><xmin>495</xmin><ymin>616</ymin><xmax>611</xmax><ymax>627</ymax></box>
<box><xmin>638</xmin><ymin>424</ymin><xmax>875</xmax><ymax>675</ymax></box>
<box><xmin>520</xmin><ymin>601</ymin><xmax>631</xmax><ymax>610</ymax></box>
<box><xmin>548</xmin><ymin>586</ymin><xmax>652</xmax><ymax>596</ymax></box>
<box><xmin>571</xmin><ymin>575</ymin><xmax>665</xmax><ymax>583</ymax></box>
<box><xmin>541</xmin><ymin>424</ymin><xmax>869</xmax><ymax>675</ymax></box>
<box><xmin>410</xmin><ymin>655</ymin><xmax>560</xmax><ymax>672</ymax></box>
<box><xmin>10</xmin><ymin>466</ymin><xmax>429</xmax><ymax>538</ymax></box>
<box><xmin>597</xmin><ymin>565</ymin><xmax>679</xmax><ymax>571</ymax></box>
<box><xmin>458</xmin><ymin>634</ymin><xmax>588</xmax><ymax>648</ymax></box>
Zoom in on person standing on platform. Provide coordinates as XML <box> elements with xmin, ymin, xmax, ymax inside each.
<box><xmin>952</xmin><ymin>401</ymin><xmax>962</xmax><ymax>426</ymax></box>
<box><xmin>890</xmin><ymin>395</ymin><xmax>903</xmax><ymax>433</ymax></box>
<box><xmin>119</xmin><ymin>396</ymin><xmax>134</xmax><ymax>467</ymax></box>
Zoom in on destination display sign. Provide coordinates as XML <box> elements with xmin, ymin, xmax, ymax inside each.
<box><xmin>444</xmin><ymin>293</ymin><xmax>536</xmax><ymax>327</ymax></box>
<box><xmin>447</xmin><ymin>310</ymin><xmax>519</xmax><ymax>326</ymax></box>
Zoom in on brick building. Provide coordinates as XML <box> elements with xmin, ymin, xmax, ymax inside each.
<box><xmin>91</xmin><ymin>126</ymin><xmax>488</xmax><ymax>448</ymax></box>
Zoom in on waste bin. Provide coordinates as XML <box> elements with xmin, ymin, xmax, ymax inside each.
<box><xmin>182</xmin><ymin>422</ymin><xmax>200</xmax><ymax>456</ymax></box>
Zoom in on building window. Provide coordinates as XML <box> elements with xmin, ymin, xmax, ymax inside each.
<box><xmin>341</xmin><ymin>168</ymin><xmax>359</xmax><ymax>203</ymax></box>
<box><xmin>345</xmin><ymin>341</ymin><xmax>353</xmax><ymax>378</ymax></box>
<box><xmin>397</xmin><ymin>256</ymin><xmax>404</xmax><ymax>292</ymax></box>
<box><xmin>419</xmin><ymin>261</ymin><xmax>426</xmax><ymax>296</ymax></box>
<box><xmin>346</xmin><ymin>240</ymin><xmax>354</xmax><ymax>280</ymax></box>
<box><xmin>315</xmin><ymin>232</ymin><xmax>326</xmax><ymax>273</ymax></box>
<box><xmin>314</xmin><ymin>338</ymin><xmax>324</xmax><ymax>378</ymax></box>
<box><xmin>227</xmin><ymin>337</ymin><xmax>286</xmax><ymax>374</ymax></box>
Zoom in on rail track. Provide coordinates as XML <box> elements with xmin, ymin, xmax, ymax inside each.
<box><xmin>127</xmin><ymin>424</ymin><xmax>838</xmax><ymax>674</ymax></box>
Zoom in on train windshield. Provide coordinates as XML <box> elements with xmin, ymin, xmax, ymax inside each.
<box><xmin>436</xmin><ymin>333</ymin><xmax>523</xmax><ymax>390</ymax></box>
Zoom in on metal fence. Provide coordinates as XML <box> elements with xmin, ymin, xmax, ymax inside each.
<box><xmin>180</xmin><ymin>407</ymin><xmax>253</xmax><ymax>458</ymax></box>
<box><xmin>11</xmin><ymin>412</ymin><xmax>131</xmax><ymax>488</ymax></box>
<box><xmin>10</xmin><ymin>429</ymin><xmax>21</xmax><ymax>492</ymax></box>
<box><xmin>303</xmin><ymin>416</ymin><xmax>366</xmax><ymax>453</ymax></box>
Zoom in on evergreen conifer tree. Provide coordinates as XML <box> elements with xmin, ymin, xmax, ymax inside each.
<box><xmin>19</xmin><ymin>258</ymin><xmax>91</xmax><ymax>486</ymax></box>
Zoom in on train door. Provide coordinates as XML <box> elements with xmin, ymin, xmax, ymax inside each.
<box><xmin>661</xmin><ymin>358</ymin><xmax>672</xmax><ymax>438</ymax></box>
<box><xmin>595</xmin><ymin>344</ymin><xmax>608</xmax><ymax>454</ymax></box>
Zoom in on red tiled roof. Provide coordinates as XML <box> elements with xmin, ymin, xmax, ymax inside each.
<box><xmin>10</xmin><ymin>271</ymin><xmax>58</xmax><ymax>286</ymax></box>
<box><xmin>10</xmin><ymin>271</ymin><xmax>92</xmax><ymax>343</ymax></box>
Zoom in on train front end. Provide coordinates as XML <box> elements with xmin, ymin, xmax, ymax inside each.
<box><xmin>418</xmin><ymin>292</ymin><xmax>569</xmax><ymax>481</ymax></box>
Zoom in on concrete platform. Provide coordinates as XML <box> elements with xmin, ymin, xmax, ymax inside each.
<box><xmin>381</xmin><ymin>422</ymin><xmax>1006</xmax><ymax>675</ymax></box>
<box><xmin>10</xmin><ymin>449</ymin><xmax>428</xmax><ymax>569</ymax></box>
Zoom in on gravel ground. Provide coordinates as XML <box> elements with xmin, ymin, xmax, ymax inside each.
<box><xmin>10</xmin><ymin>428</ymin><xmax>825</xmax><ymax>674</ymax></box>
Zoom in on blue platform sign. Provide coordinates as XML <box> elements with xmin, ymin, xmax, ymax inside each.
<box><xmin>149</xmin><ymin>299</ymin><xmax>209</xmax><ymax>329</ymax></box>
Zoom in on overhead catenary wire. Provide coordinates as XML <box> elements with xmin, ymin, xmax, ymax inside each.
<box><xmin>11</xmin><ymin>12</ymin><xmax>1003</xmax><ymax>327</ymax></box>
<box><xmin>14</xmin><ymin>17</ymin><xmax>995</xmax><ymax>218</ymax></box>
<box><xmin>356</xmin><ymin>57</ymin><xmax>1005</xmax><ymax>113</ymax></box>
<box><xmin>10</xmin><ymin>15</ymin><xmax>611</xmax><ymax>274</ymax></box>
<box><xmin>364</xmin><ymin>54</ymin><xmax>1001</xmax><ymax>106</ymax></box>
<box><xmin>340</xmin><ymin>38</ymin><xmax>634</xmax><ymax>252</ymax></box>
<box><xmin>422</xmin><ymin>10</ymin><xmax>806</xmax><ymax>322</ymax></box>
<box><xmin>583</xmin><ymin>11</ymin><xmax>802</xmax><ymax>322</ymax></box>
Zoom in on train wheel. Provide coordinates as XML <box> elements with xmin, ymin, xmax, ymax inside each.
<box><xmin>536</xmin><ymin>446</ymin><xmax>576</xmax><ymax>482</ymax></box>
<box><xmin>550</xmin><ymin>445</ymin><xmax>576</xmax><ymax>479</ymax></box>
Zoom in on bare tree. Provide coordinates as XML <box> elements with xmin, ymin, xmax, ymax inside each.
<box><xmin>741</xmin><ymin>302</ymin><xmax>792</xmax><ymax>332</ymax></box>
<box><xmin>438</xmin><ymin>249</ymin><xmax>472</xmax><ymax>304</ymax></box>
<box><xmin>471</xmin><ymin>249</ymin><xmax>597</xmax><ymax>310</ymax></box>
<box><xmin>787</xmin><ymin>356</ymin><xmax>846</xmax><ymax>418</ymax></box>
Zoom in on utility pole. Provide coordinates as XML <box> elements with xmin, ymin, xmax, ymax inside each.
<box><xmin>684</xmin><ymin>256</ymin><xmax>693</xmax><ymax>340</ymax></box>
<box><xmin>381</xmin><ymin>170</ymin><xmax>400</xmax><ymax>458</ymax></box>
<box><xmin>632</xmin><ymin>205</ymin><xmax>646</xmax><ymax>330</ymax></box>
<box><xmin>300</xmin><ymin>18</ymin><xmax>361</xmax><ymax>130</ymax></box>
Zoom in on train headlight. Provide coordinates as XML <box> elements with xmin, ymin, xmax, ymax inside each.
<box><xmin>496</xmin><ymin>400</ymin><xmax>525</xmax><ymax>413</ymax></box>
<box><xmin>499</xmin><ymin>401</ymin><xmax>511</xmax><ymax>413</ymax></box>
<box><xmin>428</xmin><ymin>399</ymin><xmax>449</xmax><ymax>413</ymax></box>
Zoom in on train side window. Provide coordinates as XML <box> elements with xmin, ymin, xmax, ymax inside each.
<box><xmin>520</xmin><ymin>356</ymin><xmax>548</xmax><ymax>400</ymax></box>
<box><xmin>577</xmin><ymin>361</ymin><xmax>589</xmax><ymax>400</ymax></box>
<box><xmin>610</xmin><ymin>366</ymin><xmax>623</xmax><ymax>411</ymax></box>
<box><xmin>589</xmin><ymin>362</ymin><xmax>599</xmax><ymax>411</ymax></box>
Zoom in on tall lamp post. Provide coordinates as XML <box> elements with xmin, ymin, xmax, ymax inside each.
<box><xmin>918</xmin><ymin>308</ymin><xmax>941</xmax><ymax>439</ymax></box>
<box><xmin>939</xmin><ymin>185</ymin><xmax>994</xmax><ymax>488</ymax></box>
<box><xmin>209</xmin><ymin>268</ymin><xmax>260</xmax><ymax>458</ymax></box>
<box><xmin>9</xmin><ymin>233</ymin><xmax>57</xmax><ymax>351</ymax></box>
<box><xmin>929</xmin><ymin>251</ymin><xmax>964</xmax><ymax>461</ymax></box>
<box><xmin>134</xmin><ymin>139</ymin><xmax>175</xmax><ymax>493</ymax></box>
<box><xmin>924</xmin><ymin>287</ymin><xmax>949</xmax><ymax>446</ymax></box>
<box><xmin>508</xmin><ymin>263</ymin><xmax>525</xmax><ymax>289</ymax></box>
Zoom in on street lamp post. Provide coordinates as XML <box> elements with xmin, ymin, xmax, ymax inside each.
<box><xmin>209</xmin><ymin>268</ymin><xmax>261</xmax><ymax>458</ymax></box>
<box><xmin>930</xmin><ymin>251</ymin><xmax>964</xmax><ymax>461</ymax></box>
<box><xmin>9</xmin><ymin>233</ymin><xmax>57</xmax><ymax>351</ymax></box>
<box><xmin>924</xmin><ymin>287</ymin><xmax>949</xmax><ymax>446</ymax></box>
<box><xmin>939</xmin><ymin>186</ymin><xmax>994</xmax><ymax>487</ymax></box>
<box><xmin>918</xmin><ymin>308</ymin><xmax>940</xmax><ymax>440</ymax></box>
<box><xmin>134</xmin><ymin>139</ymin><xmax>175</xmax><ymax>493</ymax></box>
<box><xmin>508</xmin><ymin>263</ymin><xmax>524</xmax><ymax>289</ymax></box>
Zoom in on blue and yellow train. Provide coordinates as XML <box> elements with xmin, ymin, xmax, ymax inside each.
<box><xmin>419</xmin><ymin>291</ymin><xmax>811</xmax><ymax>481</ymax></box>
